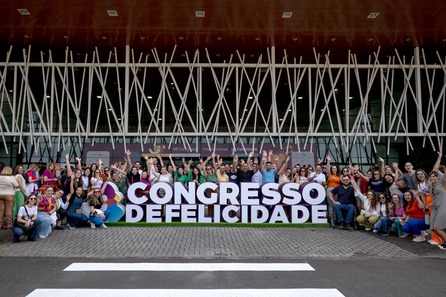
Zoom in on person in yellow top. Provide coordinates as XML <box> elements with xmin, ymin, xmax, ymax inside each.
<box><xmin>326</xmin><ymin>155</ymin><xmax>341</xmax><ymax>227</ymax></box>
<box><xmin>216</xmin><ymin>162</ymin><xmax>229</xmax><ymax>184</ymax></box>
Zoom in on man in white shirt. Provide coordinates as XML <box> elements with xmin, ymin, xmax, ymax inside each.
<box><xmin>308</xmin><ymin>164</ymin><xmax>326</xmax><ymax>186</ymax></box>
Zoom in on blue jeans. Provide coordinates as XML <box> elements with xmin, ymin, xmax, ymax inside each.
<box><xmin>89</xmin><ymin>209</ymin><xmax>111</xmax><ymax>226</ymax></box>
<box><xmin>402</xmin><ymin>218</ymin><xmax>427</xmax><ymax>236</ymax></box>
<box><xmin>12</xmin><ymin>223</ymin><xmax>38</xmax><ymax>240</ymax></box>
<box><xmin>35</xmin><ymin>212</ymin><xmax>53</xmax><ymax>237</ymax></box>
<box><xmin>67</xmin><ymin>211</ymin><xmax>89</xmax><ymax>228</ymax></box>
<box><xmin>334</xmin><ymin>204</ymin><xmax>355</xmax><ymax>224</ymax></box>
<box><xmin>375</xmin><ymin>217</ymin><xmax>393</xmax><ymax>232</ymax></box>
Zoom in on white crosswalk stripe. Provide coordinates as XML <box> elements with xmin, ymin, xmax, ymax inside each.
<box><xmin>64</xmin><ymin>262</ymin><xmax>315</xmax><ymax>271</ymax></box>
<box><xmin>27</xmin><ymin>288</ymin><xmax>345</xmax><ymax>297</ymax></box>
<box><xmin>27</xmin><ymin>262</ymin><xmax>345</xmax><ymax>297</ymax></box>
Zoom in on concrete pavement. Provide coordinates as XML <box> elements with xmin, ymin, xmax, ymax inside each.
<box><xmin>1</xmin><ymin>226</ymin><xmax>445</xmax><ymax>259</ymax></box>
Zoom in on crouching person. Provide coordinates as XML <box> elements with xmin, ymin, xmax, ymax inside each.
<box><xmin>66</xmin><ymin>187</ymin><xmax>89</xmax><ymax>229</ymax></box>
<box><xmin>35</xmin><ymin>186</ymin><xmax>56</xmax><ymax>239</ymax></box>
<box><xmin>13</xmin><ymin>194</ymin><xmax>40</xmax><ymax>242</ymax></box>
<box><xmin>88</xmin><ymin>187</ymin><xmax>110</xmax><ymax>229</ymax></box>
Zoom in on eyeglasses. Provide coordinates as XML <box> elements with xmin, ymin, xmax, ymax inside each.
<box><xmin>29</xmin><ymin>197</ymin><xmax>37</xmax><ymax>200</ymax></box>
<box><xmin>207</xmin><ymin>168</ymin><xmax>212</xmax><ymax>170</ymax></box>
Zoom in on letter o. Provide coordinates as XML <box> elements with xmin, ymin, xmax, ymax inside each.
<box><xmin>301</xmin><ymin>183</ymin><xmax>326</xmax><ymax>205</ymax></box>
<box><xmin>150</xmin><ymin>182</ymin><xmax>173</xmax><ymax>204</ymax></box>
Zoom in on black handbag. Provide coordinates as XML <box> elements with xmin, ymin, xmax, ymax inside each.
<box><xmin>14</xmin><ymin>206</ymin><xmax>36</xmax><ymax>233</ymax></box>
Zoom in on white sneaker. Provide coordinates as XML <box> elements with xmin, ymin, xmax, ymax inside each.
<box><xmin>90</xmin><ymin>222</ymin><xmax>96</xmax><ymax>229</ymax></box>
<box><xmin>373</xmin><ymin>229</ymin><xmax>378</xmax><ymax>233</ymax></box>
<box><xmin>39</xmin><ymin>235</ymin><xmax>46</xmax><ymax>239</ymax></box>
<box><xmin>413</xmin><ymin>235</ymin><xmax>426</xmax><ymax>242</ymax></box>
<box><xmin>365</xmin><ymin>227</ymin><xmax>371</xmax><ymax>231</ymax></box>
<box><xmin>100</xmin><ymin>224</ymin><xmax>107</xmax><ymax>229</ymax></box>
<box><xmin>429</xmin><ymin>240</ymin><xmax>439</xmax><ymax>246</ymax></box>
<box><xmin>67</xmin><ymin>224</ymin><xmax>76</xmax><ymax>230</ymax></box>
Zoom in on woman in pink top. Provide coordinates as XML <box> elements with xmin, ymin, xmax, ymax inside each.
<box><xmin>42</xmin><ymin>162</ymin><xmax>58</xmax><ymax>191</ymax></box>
<box><xmin>26</xmin><ymin>163</ymin><xmax>40</xmax><ymax>196</ymax></box>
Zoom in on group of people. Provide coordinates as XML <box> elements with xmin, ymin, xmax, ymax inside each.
<box><xmin>325</xmin><ymin>152</ymin><xmax>446</xmax><ymax>250</ymax></box>
<box><xmin>1</xmin><ymin>149</ymin><xmax>445</xmax><ymax>250</ymax></box>
<box><xmin>0</xmin><ymin>154</ymin><xmax>112</xmax><ymax>243</ymax></box>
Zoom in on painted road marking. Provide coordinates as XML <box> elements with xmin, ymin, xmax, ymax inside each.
<box><xmin>64</xmin><ymin>262</ymin><xmax>315</xmax><ymax>272</ymax></box>
<box><xmin>27</xmin><ymin>288</ymin><xmax>345</xmax><ymax>297</ymax></box>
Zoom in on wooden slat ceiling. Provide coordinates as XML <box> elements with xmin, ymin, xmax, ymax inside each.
<box><xmin>2</xmin><ymin>0</ymin><xmax>446</xmax><ymax>61</ymax></box>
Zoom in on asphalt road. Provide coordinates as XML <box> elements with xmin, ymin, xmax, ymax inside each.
<box><xmin>1</xmin><ymin>256</ymin><xmax>445</xmax><ymax>297</ymax></box>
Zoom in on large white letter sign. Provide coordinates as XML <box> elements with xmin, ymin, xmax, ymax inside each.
<box><xmin>196</xmin><ymin>182</ymin><xmax>218</xmax><ymax>204</ymax></box>
<box><xmin>219</xmin><ymin>183</ymin><xmax>240</xmax><ymax>205</ymax></box>
<box><xmin>126</xmin><ymin>204</ymin><xmax>144</xmax><ymax>223</ymax></box>
<box><xmin>250</xmin><ymin>206</ymin><xmax>269</xmax><ymax>223</ymax></box>
<box><xmin>282</xmin><ymin>183</ymin><xmax>302</xmax><ymax>205</ymax></box>
<box><xmin>269</xmin><ymin>206</ymin><xmax>289</xmax><ymax>223</ymax></box>
<box><xmin>174</xmin><ymin>182</ymin><xmax>195</xmax><ymax>205</ymax></box>
<box><xmin>127</xmin><ymin>182</ymin><xmax>149</xmax><ymax>204</ymax></box>
<box><xmin>261</xmin><ymin>183</ymin><xmax>281</xmax><ymax>205</ymax></box>
<box><xmin>301</xmin><ymin>183</ymin><xmax>326</xmax><ymax>205</ymax></box>
<box><xmin>290</xmin><ymin>205</ymin><xmax>310</xmax><ymax>223</ymax></box>
<box><xmin>221</xmin><ymin>205</ymin><xmax>240</xmax><ymax>223</ymax></box>
<box><xmin>311</xmin><ymin>205</ymin><xmax>328</xmax><ymax>223</ymax></box>
<box><xmin>150</xmin><ymin>183</ymin><xmax>173</xmax><ymax>204</ymax></box>
<box><xmin>146</xmin><ymin>205</ymin><xmax>163</xmax><ymax>223</ymax></box>
<box><xmin>165</xmin><ymin>205</ymin><xmax>181</xmax><ymax>222</ymax></box>
<box><xmin>240</xmin><ymin>183</ymin><xmax>260</xmax><ymax>205</ymax></box>
<box><xmin>125</xmin><ymin>181</ymin><xmax>327</xmax><ymax>224</ymax></box>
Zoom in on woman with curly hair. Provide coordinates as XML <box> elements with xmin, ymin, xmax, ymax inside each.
<box><xmin>352</xmin><ymin>180</ymin><xmax>380</xmax><ymax>231</ymax></box>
